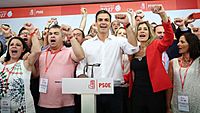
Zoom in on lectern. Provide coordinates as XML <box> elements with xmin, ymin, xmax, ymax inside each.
<box><xmin>62</xmin><ymin>78</ymin><xmax>114</xmax><ymax>113</ymax></box>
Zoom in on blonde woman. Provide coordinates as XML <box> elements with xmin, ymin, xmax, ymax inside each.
<box><xmin>130</xmin><ymin>5</ymin><xmax>174</xmax><ymax>113</ymax></box>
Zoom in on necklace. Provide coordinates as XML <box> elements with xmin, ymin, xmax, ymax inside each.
<box><xmin>138</xmin><ymin>57</ymin><xmax>143</xmax><ymax>61</ymax></box>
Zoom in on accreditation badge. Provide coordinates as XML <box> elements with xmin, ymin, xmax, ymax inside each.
<box><xmin>39</xmin><ymin>76</ymin><xmax>48</xmax><ymax>93</ymax></box>
<box><xmin>1</xmin><ymin>97</ymin><xmax>11</xmax><ymax>113</ymax></box>
<box><xmin>178</xmin><ymin>95</ymin><xmax>189</xmax><ymax>112</ymax></box>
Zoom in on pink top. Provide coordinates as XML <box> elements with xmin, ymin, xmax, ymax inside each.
<box><xmin>38</xmin><ymin>46</ymin><xmax>76</xmax><ymax>108</ymax></box>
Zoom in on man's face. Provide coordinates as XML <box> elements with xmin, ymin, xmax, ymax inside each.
<box><xmin>48</xmin><ymin>28</ymin><xmax>63</xmax><ymax>50</ymax></box>
<box><xmin>96</xmin><ymin>13</ymin><xmax>111</xmax><ymax>34</ymax></box>
<box><xmin>155</xmin><ymin>26</ymin><xmax>165</xmax><ymax>39</ymax></box>
<box><xmin>135</xmin><ymin>16</ymin><xmax>142</xmax><ymax>25</ymax></box>
<box><xmin>19</xmin><ymin>29</ymin><xmax>31</xmax><ymax>47</ymax></box>
<box><xmin>73</xmin><ymin>29</ymin><xmax>84</xmax><ymax>44</ymax></box>
<box><xmin>192</xmin><ymin>27</ymin><xmax>200</xmax><ymax>40</ymax></box>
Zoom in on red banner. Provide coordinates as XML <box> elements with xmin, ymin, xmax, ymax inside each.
<box><xmin>0</xmin><ymin>0</ymin><xmax>199</xmax><ymax>19</ymax></box>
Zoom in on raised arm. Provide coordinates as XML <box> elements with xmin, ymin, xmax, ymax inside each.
<box><xmin>70</xmin><ymin>37</ymin><xmax>85</xmax><ymax>62</ymax></box>
<box><xmin>174</xmin><ymin>17</ymin><xmax>192</xmax><ymax>40</ymax></box>
<box><xmin>79</xmin><ymin>8</ymin><xmax>87</xmax><ymax>31</ymax></box>
<box><xmin>127</xmin><ymin>9</ymin><xmax>136</xmax><ymax>31</ymax></box>
<box><xmin>151</xmin><ymin>5</ymin><xmax>174</xmax><ymax>51</ymax></box>
<box><xmin>24</xmin><ymin>28</ymin><xmax>41</xmax><ymax>71</ymax></box>
<box><xmin>115</xmin><ymin>14</ymin><xmax>137</xmax><ymax>47</ymax></box>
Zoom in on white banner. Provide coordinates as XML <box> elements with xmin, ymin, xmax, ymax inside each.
<box><xmin>62</xmin><ymin>78</ymin><xmax>114</xmax><ymax>94</ymax></box>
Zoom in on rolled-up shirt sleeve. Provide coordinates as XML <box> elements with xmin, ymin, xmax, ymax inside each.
<box><xmin>118</xmin><ymin>37</ymin><xmax>139</xmax><ymax>55</ymax></box>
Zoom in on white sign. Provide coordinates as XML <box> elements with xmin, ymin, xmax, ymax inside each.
<box><xmin>62</xmin><ymin>78</ymin><xmax>114</xmax><ymax>94</ymax></box>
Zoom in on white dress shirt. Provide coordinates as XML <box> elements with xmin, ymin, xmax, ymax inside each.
<box><xmin>76</xmin><ymin>35</ymin><xmax>139</xmax><ymax>83</ymax></box>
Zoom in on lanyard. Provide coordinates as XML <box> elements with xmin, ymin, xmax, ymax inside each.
<box><xmin>44</xmin><ymin>49</ymin><xmax>61</xmax><ymax>73</ymax></box>
<box><xmin>179</xmin><ymin>58</ymin><xmax>192</xmax><ymax>91</ymax></box>
<box><xmin>0</xmin><ymin>61</ymin><xmax>18</xmax><ymax>91</ymax></box>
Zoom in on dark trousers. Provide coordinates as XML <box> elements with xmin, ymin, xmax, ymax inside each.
<box><xmin>38</xmin><ymin>106</ymin><xmax>75</xmax><ymax>113</ymax></box>
<box><xmin>74</xmin><ymin>95</ymin><xmax>81</xmax><ymax>113</ymax></box>
<box><xmin>131</xmin><ymin>90</ymin><xmax>166</xmax><ymax>113</ymax></box>
<box><xmin>30</xmin><ymin>78</ymin><xmax>40</xmax><ymax>113</ymax></box>
<box><xmin>97</xmin><ymin>87</ymin><xmax>124</xmax><ymax>113</ymax></box>
<box><xmin>122</xmin><ymin>87</ymin><xmax>131</xmax><ymax>113</ymax></box>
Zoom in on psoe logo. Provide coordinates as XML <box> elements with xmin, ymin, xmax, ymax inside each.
<box><xmin>0</xmin><ymin>11</ymin><xmax>7</xmax><ymax>18</ymax></box>
<box><xmin>29</xmin><ymin>9</ymin><xmax>44</xmax><ymax>16</ymax></box>
<box><xmin>35</xmin><ymin>10</ymin><xmax>44</xmax><ymax>15</ymax></box>
<box><xmin>88</xmin><ymin>80</ymin><xmax>96</xmax><ymax>89</ymax></box>
<box><xmin>99</xmin><ymin>82</ymin><xmax>111</xmax><ymax>88</ymax></box>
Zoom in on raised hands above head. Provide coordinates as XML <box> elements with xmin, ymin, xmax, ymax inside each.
<box><xmin>61</xmin><ymin>24</ymin><xmax>72</xmax><ymax>35</ymax></box>
<box><xmin>150</xmin><ymin>4</ymin><xmax>168</xmax><ymax>22</ymax></box>
<box><xmin>174</xmin><ymin>18</ymin><xmax>185</xmax><ymax>27</ymax></box>
<box><xmin>127</xmin><ymin>8</ymin><xmax>135</xmax><ymax>16</ymax></box>
<box><xmin>81</xmin><ymin>8</ymin><xmax>87</xmax><ymax>15</ymax></box>
<box><xmin>46</xmin><ymin>18</ymin><xmax>58</xmax><ymax>29</ymax></box>
<box><xmin>135</xmin><ymin>9</ymin><xmax>144</xmax><ymax>18</ymax></box>
<box><xmin>1</xmin><ymin>24</ymin><xmax>12</xmax><ymax>38</ymax></box>
<box><xmin>150</xmin><ymin>5</ymin><xmax>165</xmax><ymax>14</ymax></box>
<box><xmin>184</xmin><ymin>12</ymin><xmax>199</xmax><ymax>25</ymax></box>
<box><xmin>23</xmin><ymin>22</ymin><xmax>35</xmax><ymax>33</ymax></box>
<box><xmin>115</xmin><ymin>14</ymin><xmax>130</xmax><ymax>26</ymax></box>
<box><xmin>61</xmin><ymin>24</ymin><xmax>73</xmax><ymax>40</ymax></box>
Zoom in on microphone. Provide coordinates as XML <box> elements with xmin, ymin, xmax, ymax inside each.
<box><xmin>90</xmin><ymin>63</ymin><xmax>101</xmax><ymax>78</ymax></box>
<box><xmin>80</xmin><ymin>63</ymin><xmax>100</xmax><ymax>78</ymax></box>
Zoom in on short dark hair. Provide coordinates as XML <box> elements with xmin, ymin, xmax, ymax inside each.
<box><xmin>18</xmin><ymin>27</ymin><xmax>27</xmax><ymax>36</ymax></box>
<box><xmin>73</xmin><ymin>28</ymin><xmax>85</xmax><ymax>39</ymax></box>
<box><xmin>153</xmin><ymin>24</ymin><xmax>163</xmax><ymax>32</ymax></box>
<box><xmin>1</xmin><ymin>24</ymin><xmax>10</xmax><ymax>28</ymax></box>
<box><xmin>49</xmin><ymin>24</ymin><xmax>61</xmax><ymax>30</ymax></box>
<box><xmin>4</xmin><ymin>37</ymin><xmax>30</xmax><ymax>62</ymax></box>
<box><xmin>95</xmin><ymin>10</ymin><xmax>111</xmax><ymax>22</ymax></box>
<box><xmin>181</xmin><ymin>33</ymin><xmax>200</xmax><ymax>60</ymax></box>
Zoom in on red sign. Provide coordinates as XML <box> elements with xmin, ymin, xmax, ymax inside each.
<box><xmin>0</xmin><ymin>0</ymin><xmax>199</xmax><ymax>19</ymax></box>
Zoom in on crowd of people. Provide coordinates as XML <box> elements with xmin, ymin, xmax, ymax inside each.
<box><xmin>0</xmin><ymin>5</ymin><xmax>200</xmax><ymax>113</ymax></box>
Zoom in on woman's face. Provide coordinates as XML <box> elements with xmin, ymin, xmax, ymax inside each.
<box><xmin>111</xmin><ymin>20</ymin><xmax>120</xmax><ymax>33</ymax></box>
<box><xmin>116</xmin><ymin>28</ymin><xmax>127</xmax><ymax>38</ymax></box>
<box><xmin>137</xmin><ymin>23</ymin><xmax>149</xmax><ymax>42</ymax></box>
<box><xmin>9</xmin><ymin>39</ymin><xmax>24</xmax><ymax>60</ymax></box>
<box><xmin>177</xmin><ymin>35</ymin><xmax>189</xmax><ymax>54</ymax></box>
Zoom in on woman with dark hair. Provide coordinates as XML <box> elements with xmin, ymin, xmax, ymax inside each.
<box><xmin>4</xmin><ymin>37</ymin><xmax>30</xmax><ymax>62</ymax></box>
<box><xmin>167</xmin><ymin>33</ymin><xmax>200</xmax><ymax>113</ymax></box>
<box><xmin>0</xmin><ymin>34</ymin><xmax>41</xmax><ymax>112</ymax></box>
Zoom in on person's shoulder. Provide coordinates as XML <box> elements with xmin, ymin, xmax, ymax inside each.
<box><xmin>82</xmin><ymin>37</ymin><xmax>97</xmax><ymax>46</ymax></box>
<box><xmin>61</xmin><ymin>46</ymin><xmax>73</xmax><ymax>52</ymax></box>
<box><xmin>111</xmin><ymin>35</ymin><xmax>128</xmax><ymax>43</ymax></box>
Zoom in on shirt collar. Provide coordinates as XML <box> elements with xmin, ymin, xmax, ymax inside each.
<box><xmin>92</xmin><ymin>35</ymin><xmax>113</xmax><ymax>41</ymax></box>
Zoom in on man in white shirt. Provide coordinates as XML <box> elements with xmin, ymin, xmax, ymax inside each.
<box><xmin>76</xmin><ymin>10</ymin><xmax>139</xmax><ymax>113</ymax></box>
